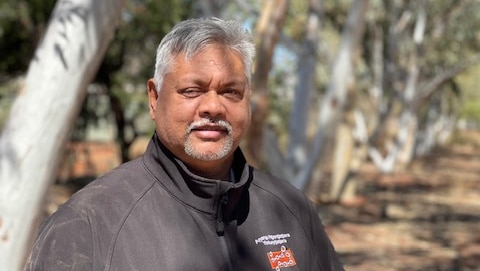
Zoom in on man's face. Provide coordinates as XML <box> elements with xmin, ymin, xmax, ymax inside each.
<box><xmin>147</xmin><ymin>44</ymin><xmax>251</xmax><ymax>170</ymax></box>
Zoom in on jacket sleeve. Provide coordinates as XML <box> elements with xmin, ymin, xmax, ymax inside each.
<box><xmin>24</xmin><ymin>204</ymin><xmax>93</xmax><ymax>271</ymax></box>
<box><xmin>303</xmin><ymin>196</ymin><xmax>345</xmax><ymax>271</ymax></box>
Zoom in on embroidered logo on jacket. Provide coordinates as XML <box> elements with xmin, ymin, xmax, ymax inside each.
<box><xmin>255</xmin><ymin>233</ymin><xmax>291</xmax><ymax>246</ymax></box>
<box><xmin>267</xmin><ymin>245</ymin><xmax>297</xmax><ymax>270</ymax></box>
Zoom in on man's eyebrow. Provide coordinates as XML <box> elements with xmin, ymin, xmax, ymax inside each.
<box><xmin>223</xmin><ymin>80</ymin><xmax>246</xmax><ymax>87</ymax></box>
<box><xmin>177</xmin><ymin>76</ymin><xmax>247</xmax><ymax>87</ymax></box>
<box><xmin>174</xmin><ymin>76</ymin><xmax>206</xmax><ymax>86</ymax></box>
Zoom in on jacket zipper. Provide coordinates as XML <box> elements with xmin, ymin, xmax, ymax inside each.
<box><xmin>216</xmin><ymin>193</ymin><xmax>228</xmax><ymax>235</ymax></box>
<box><xmin>216</xmin><ymin>193</ymin><xmax>234</xmax><ymax>271</ymax></box>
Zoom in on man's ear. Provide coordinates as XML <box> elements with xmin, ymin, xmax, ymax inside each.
<box><xmin>147</xmin><ymin>79</ymin><xmax>158</xmax><ymax>120</ymax></box>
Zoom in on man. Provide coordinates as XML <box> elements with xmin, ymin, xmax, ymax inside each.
<box><xmin>25</xmin><ymin>18</ymin><xmax>344</xmax><ymax>271</ymax></box>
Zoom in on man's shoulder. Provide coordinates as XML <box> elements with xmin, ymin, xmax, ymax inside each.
<box><xmin>29</xmin><ymin>157</ymin><xmax>163</xmax><ymax>270</ymax></box>
<box><xmin>250</xmin><ymin>169</ymin><xmax>310</xmax><ymax>208</ymax></box>
<box><xmin>82</xmin><ymin>158</ymin><xmax>150</xmax><ymax>192</ymax></box>
<box><xmin>58</xmin><ymin>157</ymin><xmax>156</xmax><ymax>219</ymax></box>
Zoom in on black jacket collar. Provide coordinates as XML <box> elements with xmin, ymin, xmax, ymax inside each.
<box><xmin>142</xmin><ymin>134</ymin><xmax>252</xmax><ymax>222</ymax></box>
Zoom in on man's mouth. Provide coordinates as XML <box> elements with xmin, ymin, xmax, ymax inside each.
<box><xmin>192</xmin><ymin>127</ymin><xmax>227</xmax><ymax>140</ymax></box>
<box><xmin>187</xmin><ymin>119</ymin><xmax>232</xmax><ymax>140</ymax></box>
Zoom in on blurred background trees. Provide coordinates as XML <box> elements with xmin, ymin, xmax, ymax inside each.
<box><xmin>1</xmin><ymin>0</ymin><xmax>480</xmax><ymax>269</ymax></box>
<box><xmin>0</xmin><ymin>0</ymin><xmax>129</xmax><ymax>268</ymax></box>
<box><xmin>0</xmin><ymin>0</ymin><xmax>195</xmax><ymax>161</ymax></box>
<box><xmin>2</xmin><ymin>0</ymin><xmax>479</xmax><ymax>192</ymax></box>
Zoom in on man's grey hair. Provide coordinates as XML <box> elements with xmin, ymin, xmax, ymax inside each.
<box><xmin>153</xmin><ymin>17</ymin><xmax>256</xmax><ymax>92</ymax></box>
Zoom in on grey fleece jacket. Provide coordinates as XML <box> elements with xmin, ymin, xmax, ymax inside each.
<box><xmin>25</xmin><ymin>135</ymin><xmax>344</xmax><ymax>271</ymax></box>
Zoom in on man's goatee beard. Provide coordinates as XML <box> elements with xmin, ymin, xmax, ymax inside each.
<box><xmin>184</xmin><ymin>118</ymin><xmax>233</xmax><ymax>161</ymax></box>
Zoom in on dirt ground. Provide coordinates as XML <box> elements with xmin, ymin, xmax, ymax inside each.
<box><xmin>322</xmin><ymin>130</ymin><xmax>480</xmax><ymax>271</ymax></box>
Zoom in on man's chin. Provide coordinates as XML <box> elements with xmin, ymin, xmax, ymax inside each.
<box><xmin>184</xmin><ymin>146</ymin><xmax>231</xmax><ymax>161</ymax></box>
<box><xmin>184</xmin><ymin>139</ymin><xmax>233</xmax><ymax>160</ymax></box>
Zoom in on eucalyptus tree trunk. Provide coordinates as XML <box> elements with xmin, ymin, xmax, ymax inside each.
<box><xmin>293</xmin><ymin>0</ymin><xmax>369</xmax><ymax>191</ymax></box>
<box><xmin>0</xmin><ymin>0</ymin><xmax>125</xmax><ymax>269</ymax></box>
<box><xmin>245</xmin><ymin>0</ymin><xmax>289</xmax><ymax>167</ymax></box>
<box><xmin>285</xmin><ymin>0</ymin><xmax>323</xmax><ymax>179</ymax></box>
<box><xmin>367</xmin><ymin>0</ymin><xmax>407</xmax><ymax>173</ymax></box>
<box><xmin>368</xmin><ymin>3</ymin><xmax>428</xmax><ymax>171</ymax></box>
<box><xmin>396</xmin><ymin>5</ymin><xmax>426</xmax><ymax>167</ymax></box>
<box><xmin>329</xmin><ymin>109</ymin><xmax>355</xmax><ymax>201</ymax></box>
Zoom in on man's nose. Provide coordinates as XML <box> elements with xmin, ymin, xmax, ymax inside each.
<box><xmin>198</xmin><ymin>91</ymin><xmax>226</xmax><ymax>118</ymax></box>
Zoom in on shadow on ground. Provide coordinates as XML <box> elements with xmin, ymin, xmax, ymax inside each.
<box><xmin>322</xmin><ymin>131</ymin><xmax>480</xmax><ymax>271</ymax></box>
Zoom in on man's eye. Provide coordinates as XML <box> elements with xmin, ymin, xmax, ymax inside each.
<box><xmin>222</xmin><ymin>89</ymin><xmax>243</xmax><ymax>100</ymax></box>
<box><xmin>181</xmin><ymin>88</ymin><xmax>203</xmax><ymax>98</ymax></box>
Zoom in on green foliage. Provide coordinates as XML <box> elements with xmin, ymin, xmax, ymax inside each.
<box><xmin>95</xmin><ymin>0</ymin><xmax>194</xmax><ymax>89</ymax></box>
<box><xmin>423</xmin><ymin>0</ymin><xmax>480</xmax><ymax>76</ymax></box>
<box><xmin>70</xmin><ymin>0</ymin><xmax>196</xmax><ymax>145</ymax></box>
<box><xmin>0</xmin><ymin>0</ymin><xmax>56</xmax><ymax>79</ymax></box>
<box><xmin>456</xmin><ymin>64</ymin><xmax>480</xmax><ymax>126</ymax></box>
<box><xmin>459</xmin><ymin>100</ymin><xmax>480</xmax><ymax>125</ymax></box>
<box><xmin>0</xmin><ymin>0</ymin><xmax>56</xmax><ymax>130</ymax></box>
<box><xmin>283</xmin><ymin>1</ymin><xmax>308</xmax><ymax>42</ymax></box>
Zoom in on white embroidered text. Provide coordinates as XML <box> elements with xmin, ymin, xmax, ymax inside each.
<box><xmin>255</xmin><ymin>233</ymin><xmax>291</xmax><ymax>246</ymax></box>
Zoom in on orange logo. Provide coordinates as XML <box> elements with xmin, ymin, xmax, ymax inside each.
<box><xmin>267</xmin><ymin>246</ymin><xmax>297</xmax><ymax>270</ymax></box>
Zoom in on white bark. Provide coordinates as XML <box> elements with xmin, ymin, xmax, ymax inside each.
<box><xmin>330</xmin><ymin>120</ymin><xmax>354</xmax><ymax>199</ymax></box>
<box><xmin>396</xmin><ymin>6</ymin><xmax>425</xmax><ymax>165</ymax></box>
<box><xmin>0</xmin><ymin>0</ymin><xmax>125</xmax><ymax>269</ymax></box>
<box><xmin>293</xmin><ymin>0</ymin><xmax>369</xmax><ymax>190</ymax></box>
<box><xmin>368</xmin><ymin>5</ymin><xmax>426</xmax><ymax>171</ymax></box>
